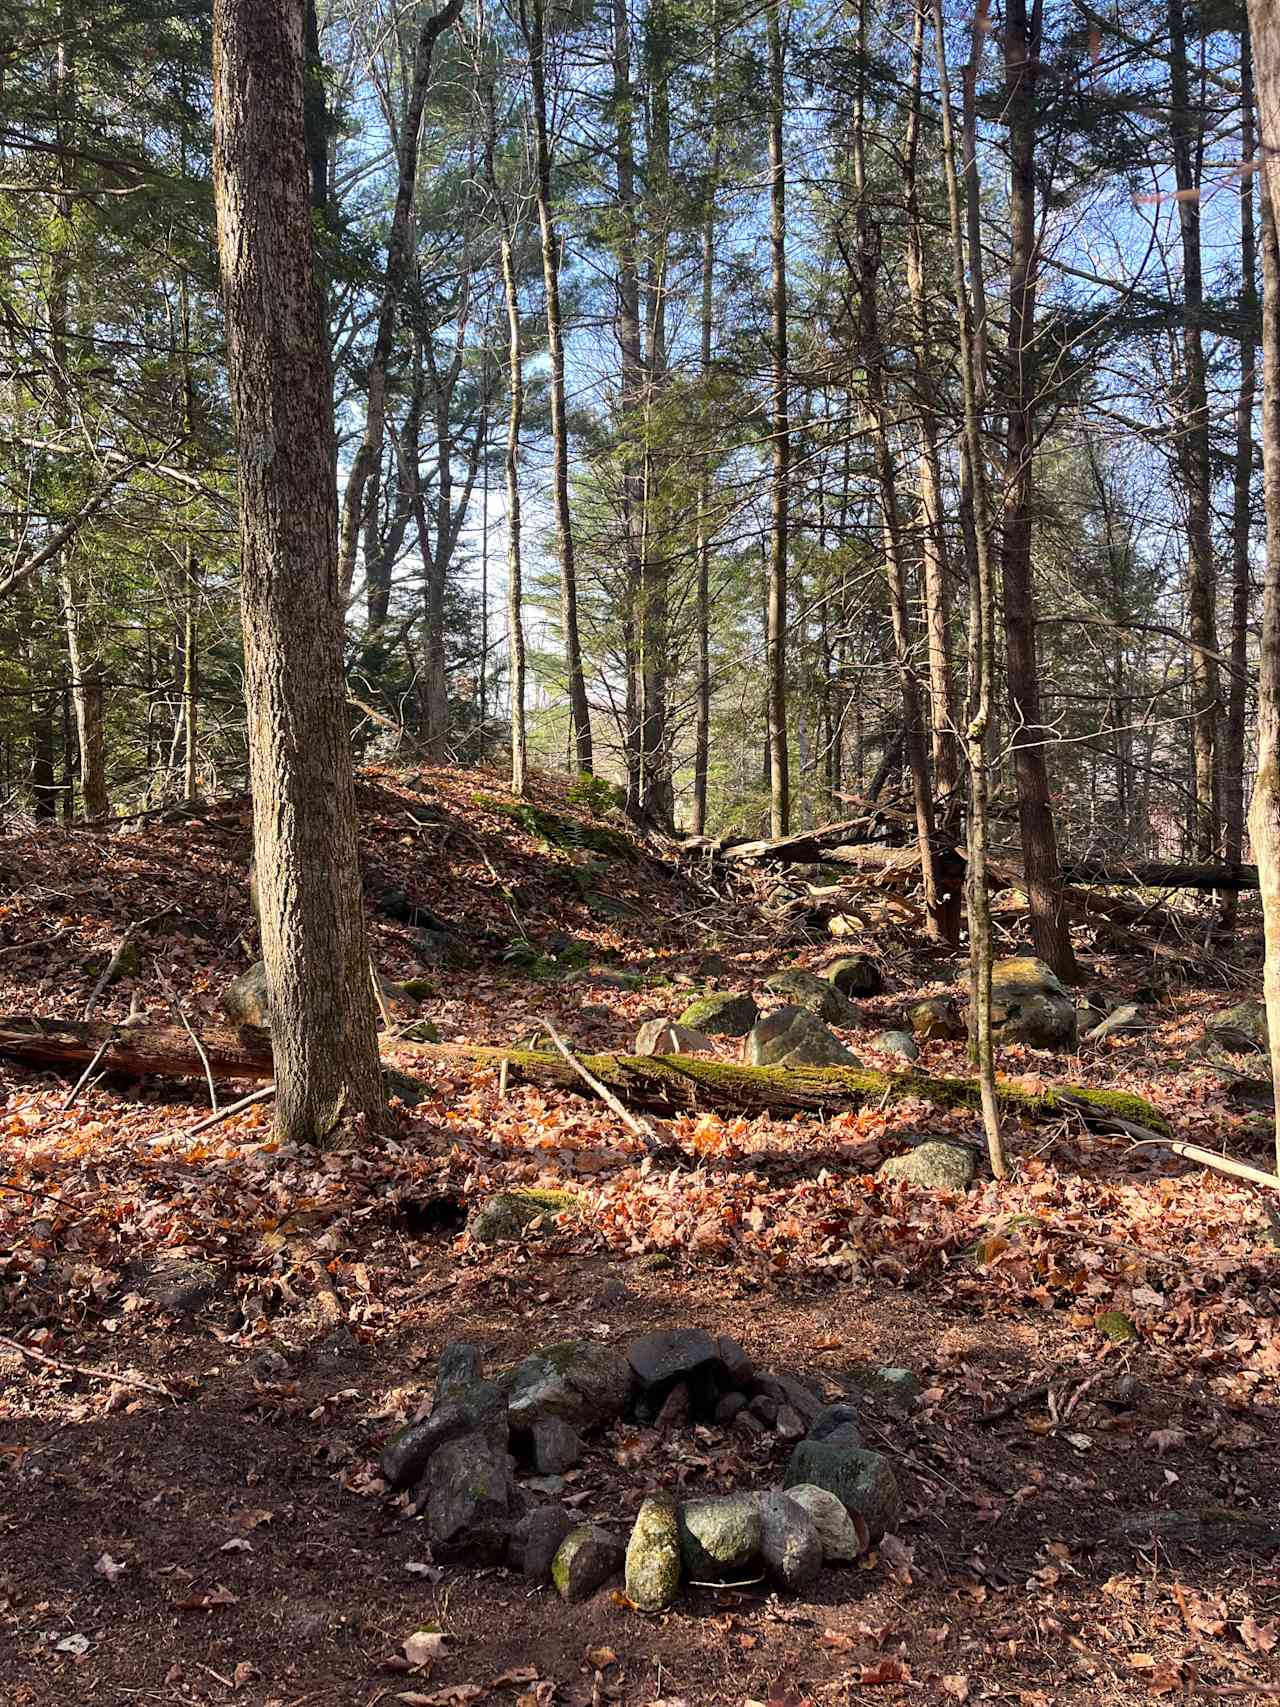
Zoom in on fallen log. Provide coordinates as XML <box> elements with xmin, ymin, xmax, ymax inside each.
<box><xmin>0</xmin><ymin>1015</ymin><xmax>1170</xmax><ymax>1136</ymax></box>
<box><xmin>1060</xmin><ymin>861</ymin><xmax>1258</xmax><ymax>891</ymax></box>
<box><xmin>1110</xmin><ymin>1508</ymin><xmax>1280</xmax><ymax>1555</ymax></box>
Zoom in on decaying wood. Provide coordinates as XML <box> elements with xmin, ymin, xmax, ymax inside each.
<box><xmin>1059</xmin><ymin>861</ymin><xmax>1259</xmax><ymax>890</ymax></box>
<box><xmin>0</xmin><ymin>1014</ymin><xmax>1171</xmax><ymax>1136</ymax></box>
<box><xmin>1127</xmin><ymin>1137</ymin><xmax>1280</xmax><ymax>1191</ymax></box>
<box><xmin>1110</xmin><ymin>1507</ymin><xmax>1280</xmax><ymax>1554</ymax></box>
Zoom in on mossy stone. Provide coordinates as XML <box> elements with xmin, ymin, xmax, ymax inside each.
<box><xmin>879</xmin><ymin>1140</ymin><xmax>975</xmax><ymax>1190</ymax></box>
<box><xmin>677</xmin><ymin>991</ymin><xmax>759</xmax><ymax>1037</ymax></box>
<box><xmin>468</xmin><ymin>1189</ymin><xmax>581</xmax><ymax>1245</ymax></box>
<box><xmin>1097</xmin><ymin>1309</ymin><xmax>1139</xmax><ymax>1344</ymax></box>
<box><xmin>782</xmin><ymin>1441</ymin><xmax>901</xmax><ymax>1536</ymax></box>
<box><xmin>382</xmin><ymin>1067</ymin><xmax>429</xmax><ymax>1107</ymax></box>
<box><xmin>677</xmin><ymin>1493</ymin><xmax>763</xmax><ymax>1580</ymax></box>
<box><xmin>625</xmin><ymin>1493</ymin><xmax>682</xmax><ymax>1610</ymax></box>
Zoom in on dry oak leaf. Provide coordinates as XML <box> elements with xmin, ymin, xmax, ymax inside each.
<box><xmin>403</xmin><ymin>1630</ymin><xmax>449</xmax><ymax>1667</ymax></box>
<box><xmin>1241</xmin><ymin>1615</ymin><xmax>1279</xmax><ymax>1654</ymax></box>
<box><xmin>858</xmin><ymin>1660</ymin><xmax>911</xmax><ymax>1685</ymax></box>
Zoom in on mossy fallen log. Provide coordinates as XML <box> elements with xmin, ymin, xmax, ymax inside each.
<box><xmin>405</xmin><ymin>1041</ymin><xmax>1171</xmax><ymax>1136</ymax></box>
<box><xmin>0</xmin><ymin>1018</ymin><xmax>1170</xmax><ymax>1138</ymax></box>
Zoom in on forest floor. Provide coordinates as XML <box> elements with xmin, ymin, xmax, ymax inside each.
<box><xmin>1</xmin><ymin>764</ymin><xmax>1278</xmax><ymax>1707</ymax></box>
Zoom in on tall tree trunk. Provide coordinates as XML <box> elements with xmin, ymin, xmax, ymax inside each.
<box><xmin>1170</xmin><ymin>0</ymin><xmax>1221</xmax><ymax>858</ymax></box>
<box><xmin>211</xmin><ymin>0</ymin><xmax>382</xmax><ymax>1145</ymax></box>
<box><xmin>932</xmin><ymin>0</ymin><xmax>1005</xmax><ymax>1177</ymax></box>
<box><xmin>335</xmin><ymin>0</ymin><xmax>464</xmax><ymax>600</ymax></box>
<box><xmin>850</xmin><ymin>0</ymin><xmax>948</xmax><ymax>945</ymax></box>
<box><xmin>1224</xmin><ymin>30</ymin><xmax>1258</xmax><ymax>932</ymax></box>
<box><xmin>690</xmin><ymin>0</ymin><xmax>721</xmax><ymax>835</ymax></box>
<box><xmin>1247</xmin><ymin>0</ymin><xmax>1280</xmax><ymax>1173</ymax></box>
<box><xmin>524</xmin><ymin>0</ymin><xmax>592</xmax><ymax>772</ymax></box>
<box><xmin>1002</xmin><ymin>0</ymin><xmax>1077</xmax><ymax>982</ymax></box>
<box><xmin>904</xmin><ymin>0</ymin><xmax>959</xmax><ymax>798</ymax></box>
<box><xmin>766</xmin><ymin>0</ymin><xmax>789</xmax><ymax>837</ymax></box>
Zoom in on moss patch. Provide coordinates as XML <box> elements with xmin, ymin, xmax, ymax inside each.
<box><xmin>472</xmin><ymin>793</ymin><xmax>635</xmax><ymax>861</ymax></box>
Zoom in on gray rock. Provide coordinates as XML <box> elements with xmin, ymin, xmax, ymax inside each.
<box><xmin>531</xmin><ymin>1416</ymin><xmax>581</xmax><ymax>1474</ymax></box>
<box><xmin>678</xmin><ymin>1493</ymin><xmax>763</xmax><ymax>1580</ymax></box>
<box><xmin>423</xmin><ymin>1435</ymin><xmax>523</xmax><ymax>1564</ymax></box>
<box><xmin>625</xmin><ymin>1493</ymin><xmax>682</xmax><ymax>1610</ymax></box>
<box><xmin>627</xmin><ymin>1327</ymin><xmax>720</xmax><ymax>1392</ymax></box>
<box><xmin>783</xmin><ymin>1482</ymin><xmax>866</xmax><ymax>1563</ymax></box>
<box><xmin>223</xmin><ymin>960</ymin><xmax>416</xmax><ymax>1027</ymax></box>
<box><xmin>656</xmin><ymin>1383</ymin><xmax>690</xmax><ymax>1429</ymax></box>
<box><xmin>783</xmin><ymin>1442</ymin><xmax>901</xmax><ymax>1537</ymax></box>
<box><xmin>436</xmin><ymin>1341</ymin><xmax>484</xmax><ymax>1398</ymax></box>
<box><xmin>758</xmin><ymin>1490</ymin><xmax>823</xmax><ymax>1592</ymax></box>
<box><xmin>144</xmin><ymin>1259</ymin><xmax>218</xmax><ymax>1314</ymax></box>
<box><xmin>752</xmin><ymin>1371</ymin><xmax>823</xmax><ymax>1425</ymax></box>
<box><xmin>809</xmin><ymin>1402</ymin><xmax>862</xmax><ymax>1445</ymax></box>
<box><xmin>879</xmin><ymin>1140</ymin><xmax>975</xmax><ymax>1191</ymax></box>
<box><xmin>468</xmin><ymin>1189</ymin><xmax>581</xmax><ymax>1245</ymax></box>
<box><xmin>552</xmin><ymin>1524</ymin><xmax>624</xmax><ymax>1602</ymax></box>
<box><xmin>1206</xmin><ymin>999</ymin><xmax>1268</xmax><ymax>1051</ymax></box>
<box><xmin>825</xmin><ymin>955</ymin><xmax>883</xmax><ymax>997</ymax></box>
<box><xmin>748</xmin><ymin>1393</ymin><xmax>779</xmax><ymax>1426</ymax></box>
<box><xmin>634</xmin><ymin>1019</ymin><xmax>715</xmax><ymax>1057</ymax></box>
<box><xmin>844</xmin><ymin>1367</ymin><xmax>920</xmax><ymax>1410</ymax></box>
<box><xmin>871</xmin><ymin>1029</ymin><xmax>919</xmax><ymax>1063</ymax></box>
<box><xmin>507</xmin><ymin>1340</ymin><xmax>631</xmax><ymax>1432</ymax></box>
<box><xmin>742</xmin><ymin>1005</ymin><xmax>809</xmax><ymax>1065</ymax></box>
<box><xmin>509</xmin><ymin>1505</ymin><xmax>575</xmax><ymax>1585</ymax></box>
<box><xmin>715</xmin><ymin>1391</ymin><xmax>749</xmax><ymax>1425</ymax></box>
<box><xmin>1087</xmin><ymin>1002</ymin><xmax>1148</xmax><ymax>1043</ymax></box>
<box><xmin>775</xmin><ymin>1405</ymin><xmax>806</xmax><ymax>1440</ymax></box>
<box><xmin>677</xmin><ymin>991</ymin><xmax>759</xmax><ymax>1038</ymax></box>
<box><xmin>772</xmin><ymin>1019</ymin><xmax>861</xmax><ymax>1068</ymax></box>
<box><xmin>763</xmin><ymin>968</ymin><xmax>863</xmax><ymax>1027</ymax></box>
<box><xmin>381</xmin><ymin>1401</ymin><xmax>477</xmax><ymax>1490</ymax></box>
<box><xmin>981</xmin><ymin>956</ymin><xmax>1077</xmax><ymax>1051</ymax></box>
<box><xmin>909</xmin><ymin>996</ymin><xmax>965</xmax><ymax>1041</ymax></box>
<box><xmin>717</xmin><ymin>1335</ymin><xmax>753</xmax><ymax>1387</ymax></box>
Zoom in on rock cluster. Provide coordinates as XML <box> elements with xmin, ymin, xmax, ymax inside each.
<box><xmin>381</xmin><ymin>1331</ymin><xmax>905</xmax><ymax>1608</ymax></box>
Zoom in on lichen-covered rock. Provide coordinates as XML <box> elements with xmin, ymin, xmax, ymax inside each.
<box><xmin>551</xmin><ymin>1524</ymin><xmax>624</xmax><ymax>1602</ymax></box>
<box><xmin>825</xmin><ymin>954</ymin><xmax>883</xmax><ymax>997</ymax></box>
<box><xmin>625</xmin><ymin>1493</ymin><xmax>682</xmax><ymax>1610</ymax></box>
<box><xmin>742</xmin><ymin>1006</ymin><xmax>809</xmax><ymax>1065</ymax></box>
<box><xmin>678</xmin><ymin>1493</ymin><xmax>763</xmax><ymax>1580</ymax></box>
<box><xmin>909</xmin><ymin>996</ymin><xmax>965</xmax><ymax>1041</ymax></box>
<box><xmin>982</xmin><ymin>956</ymin><xmax>1077</xmax><ymax>1051</ymax></box>
<box><xmin>1205</xmin><ymin>1000</ymin><xmax>1268</xmax><ymax>1051</ymax></box>
<box><xmin>758</xmin><ymin>1490</ymin><xmax>823</xmax><ymax>1592</ymax></box>
<box><xmin>783</xmin><ymin>1483</ymin><xmax>866</xmax><ymax>1563</ymax></box>
<box><xmin>467</xmin><ymin>1189</ymin><xmax>581</xmax><ymax>1246</ymax></box>
<box><xmin>879</xmin><ymin>1140</ymin><xmax>975</xmax><ymax>1190</ymax></box>
<box><xmin>844</xmin><ymin>1367</ymin><xmax>920</xmax><ymax>1410</ymax></box>
<box><xmin>423</xmin><ymin>1436</ymin><xmax>523</xmax><ymax>1564</ymax></box>
<box><xmin>627</xmin><ymin>1327</ymin><xmax>720</xmax><ymax>1391</ymax></box>
<box><xmin>763</xmin><ymin>968</ymin><xmax>863</xmax><ymax>1027</ymax></box>
<box><xmin>677</xmin><ymin>991</ymin><xmax>759</xmax><ymax>1037</ymax></box>
<box><xmin>783</xmin><ymin>1441</ymin><xmax>901</xmax><ymax>1536</ymax></box>
<box><xmin>531</xmin><ymin>1416</ymin><xmax>582</xmax><ymax>1475</ymax></box>
<box><xmin>870</xmin><ymin>1029</ymin><xmax>919</xmax><ymax>1062</ymax></box>
<box><xmin>634</xmin><ymin>1019</ymin><xmax>715</xmax><ymax>1057</ymax></box>
<box><xmin>507</xmin><ymin>1340</ymin><xmax>631</xmax><ymax>1432</ymax></box>
<box><xmin>508</xmin><ymin>1504</ymin><xmax>575</xmax><ymax>1585</ymax></box>
<box><xmin>772</xmin><ymin>1018</ymin><xmax>861</xmax><ymax>1068</ymax></box>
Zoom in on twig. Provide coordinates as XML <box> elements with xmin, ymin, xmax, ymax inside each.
<box><xmin>0</xmin><ymin>927</ymin><xmax>71</xmax><ymax>959</ymax></box>
<box><xmin>85</xmin><ymin>935</ymin><xmax>134</xmax><ymax>1018</ymax></box>
<box><xmin>976</xmin><ymin>1379</ymin><xmax>1054</xmax><ymax>1425</ymax></box>
<box><xmin>60</xmin><ymin>1029</ymin><xmax>117</xmax><ymax>1111</ymax></box>
<box><xmin>183</xmin><ymin>1083</ymin><xmax>275</xmax><ymax>1137</ymax></box>
<box><xmin>369</xmin><ymin>956</ymin><xmax>392</xmax><ymax>1030</ymax></box>
<box><xmin>0</xmin><ymin>1333</ymin><xmax>175</xmax><ymax>1399</ymax></box>
<box><xmin>1127</xmin><ymin>1137</ymin><xmax>1280</xmax><ymax>1191</ymax></box>
<box><xmin>538</xmin><ymin>1020</ymin><xmax>664</xmax><ymax>1154</ymax></box>
<box><xmin>155</xmin><ymin>965</ymin><xmax>218</xmax><ymax>1112</ymax></box>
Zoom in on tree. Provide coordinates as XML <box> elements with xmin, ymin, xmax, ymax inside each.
<box><xmin>211</xmin><ymin>0</ymin><xmax>383</xmax><ymax>1145</ymax></box>
<box><xmin>765</xmin><ymin>0</ymin><xmax>789</xmax><ymax>838</ymax></box>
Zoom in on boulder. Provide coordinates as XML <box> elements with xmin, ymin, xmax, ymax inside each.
<box><xmin>758</xmin><ymin>1491</ymin><xmax>823</xmax><ymax>1592</ymax></box>
<box><xmin>742</xmin><ymin>1005</ymin><xmax>809</xmax><ymax>1065</ymax></box>
<box><xmin>628</xmin><ymin>1327</ymin><xmax>720</xmax><ymax>1389</ymax></box>
<box><xmin>508</xmin><ymin>1505</ymin><xmax>575</xmax><ymax>1585</ymax></box>
<box><xmin>758</xmin><ymin>1012</ymin><xmax>860</xmax><ymax>1068</ymax></box>
<box><xmin>625</xmin><ymin>1493</ymin><xmax>682</xmax><ymax>1611</ymax></box>
<box><xmin>531</xmin><ymin>1416</ymin><xmax>582</xmax><ymax>1475</ymax></box>
<box><xmin>715</xmin><ymin>1391</ymin><xmax>749</xmax><ymax>1425</ymax></box>
<box><xmin>909</xmin><ymin>996</ymin><xmax>965</xmax><ymax>1042</ymax></box>
<box><xmin>507</xmin><ymin>1341</ymin><xmax>632</xmax><ymax>1432</ymax></box>
<box><xmin>222</xmin><ymin>960</ymin><xmax>416</xmax><ymax>1027</ymax></box>
<box><xmin>467</xmin><ymin>1189</ymin><xmax>581</xmax><ymax>1245</ymax></box>
<box><xmin>783</xmin><ymin>1442</ymin><xmax>901</xmax><ymax>1537</ymax></box>
<box><xmin>870</xmin><ymin>1029</ymin><xmax>919</xmax><ymax>1063</ymax></box>
<box><xmin>825</xmin><ymin>954</ymin><xmax>883</xmax><ymax>997</ymax></box>
<box><xmin>763</xmin><ymin>969</ymin><xmax>863</xmax><ymax>1027</ymax></box>
<box><xmin>982</xmin><ymin>956</ymin><xmax>1077</xmax><ymax>1051</ymax></box>
<box><xmin>678</xmin><ymin>1493</ymin><xmax>763</xmax><ymax>1580</ymax></box>
<box><xmin>677</xmin><ymin>991</ymin><xmax>759</xmax><ymax>1037</ymax></box>
<box><xmin>783</xmin><ymin>1482</ymin><xmax>866</xmax><ymax>1563</ymax></box>
<box><xmin>551</xmin><ymin>1524</ymin><xmax>624</xmax><ymax>1602</ymax></box>
<box><xmin>380</xmin><ymin>1389</ymin><xmax>504</xmax><ymax>1490</ymax></box>
<box><xmin>879</xmin><ymin>1140</ymin><xmax>975</xmax><ymax>1190</ymax></box>
<box><xmin>436</xmin><ymin>1341</ymin><xmax>484</xmax><ymax>1397</ymax></box>
<box><xmin>1205</xmin><ymin>1000</ymin><xmax>1268</xmax><ymax>1051</ymax></box>
<box><xmin>634</xmin><ymin>1019</ymin><xmax>715</xmax><ymax>1057</ymax></box>
<box><xmin>423</xmin><ymin>1436</ymin><xmax>523</xmax><ymax>1564</ymax></box>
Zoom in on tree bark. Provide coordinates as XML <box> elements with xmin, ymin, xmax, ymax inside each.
<box><xmin>690</xmin><ymin>0</ymin><xmax>720</xmax><ymax>835</ymax></box>
<box><xmin>523</xmin><ymin>0</ymin><xmax>592</xmax><ymax>773</ymax></box>
<box><xmin>766</xmin><ymin>0</ymin><xmax>789</xmax><ymax>838</ymax></box>
<box><xmin>1247</xmin><ymin>0</ymin><xmax>1280</xmax><ymax>1175</ymax></box>
<box><xmin>211</xmin><ymin>0</ymin><xmax>383</xmax><ymax>1145</ymax></box>
<box><xmin>1002</xmin><ymin>0</ymin><xmax>1076</xmax><ymax>983</ymax></box>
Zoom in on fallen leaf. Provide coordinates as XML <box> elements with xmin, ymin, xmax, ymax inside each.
<box><xmin>491</xmin><ymin>1667</ymin><xmax>540</xmax><ymax>1687</ymax></box>
<box><xmin>94</xmin><ymin>1552</ymin><xmax>127</xmax><ymax>1583</ymax></box>
<box><xmin>403</xmin><ymin>1630</ymin><xmax>448</xmax><ymax>1667</ymax></box>
<box><xmin>818</xmin><ymin>1631</ymin><xmax>855</xmax><ymax>1652</ymax></box>
<box><xmin>942</xmin><ymin>1677</ymin><xmax>970</xmax><ymax>1702</ymax></box>
<box><xmin>55</xmin><ymin>1633</ymin><xmax>90</xmax><ymax>1656</ymax></box>
<box><xmin>585</xmin><ymin>1646</ymin><xmax>617</xmax><ymax>1669</ymax></box>
<box><xmin>1241</xmin><ymin>1614</ymin><xmax>1278</xmax><ymax>1654</ymax></box>
<box><xmin>858</xmin><ymin>1659</ymin><xmax>911</xmax><ymax>1684</ymax></box>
